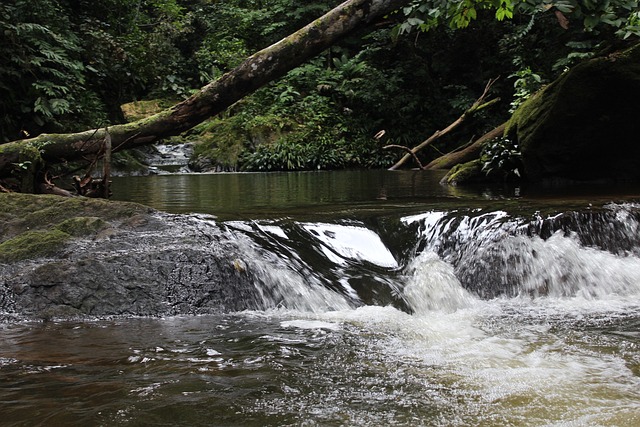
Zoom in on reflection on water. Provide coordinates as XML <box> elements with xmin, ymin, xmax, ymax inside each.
<box><xmin>111</xmin><ymin>170</ymin><xmax>461</xmax><ymax>218</ymax></box>
<box><xmin>111</xmin><ymin>170</ymin><xmax>640</xmax><ymax>220</ymax></box>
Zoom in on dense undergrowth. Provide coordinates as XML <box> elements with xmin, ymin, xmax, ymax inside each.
<box><xmin>1</xmin><ymin>0</ymin><xmax>637</xmax><ymax>173</ymax></box>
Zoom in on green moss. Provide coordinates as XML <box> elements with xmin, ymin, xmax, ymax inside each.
<box><xmin>120</xmin><ymin>99</ymin><xmax>178</xmax><ymax>122</ymax></box>
<box><xmin>504</xmin><ymin>85</ymin><xmax>550</xmax><ymax>142</ymax></box>
<box><xmin>0</xmin><ymin>229</ymin><xmax>71</xmax><ymax>262</ymax></box>
<box><xmin>442</xmin><ymin>159</ymin><xmax>485</xmax><ymax>185</ymax></box>
<box><xmin>0</xmin><ymin>193</ymin><xmax>151</xmax><ymax>244</ymax></box>
<box><xmin>55</xmin><ymin>217</ymin><xmax>108</xmax><ymax>237</ymax></box>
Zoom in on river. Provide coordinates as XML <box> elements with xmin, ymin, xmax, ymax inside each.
<box><xmin>1</xmin><ymin>170</ymin><xmax>639</xmax><ymax>426</ymax></box>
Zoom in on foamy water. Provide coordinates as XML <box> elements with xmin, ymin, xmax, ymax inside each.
<box><xmin>2</xmin><ymin>202</ymin><xmax>640</xmax><ymax>425</ymax></box>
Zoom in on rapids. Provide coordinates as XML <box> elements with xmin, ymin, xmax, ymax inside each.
<box><xmin>1</xmin><ymin>170</ymin><xmax>639</xmax><ymax>425</ymax></box>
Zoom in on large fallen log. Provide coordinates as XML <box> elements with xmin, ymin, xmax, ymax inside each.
<box><xmin>0</xmin><ymin>0</ymin><xmax>411</xmax><ymax>189</ymax></box>
<box><xmin>424</xmin><ymin>122</ymin><xmax>506</xmax><ymax>170</ymax></box>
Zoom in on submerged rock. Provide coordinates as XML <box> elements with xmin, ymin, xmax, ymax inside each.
<box><xmin>506</xmin><ymin>43</ymin><xmax>640</xmax><ymax>182</ymax></box>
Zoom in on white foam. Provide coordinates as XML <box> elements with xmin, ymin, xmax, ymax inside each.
<box><xmin>402</xmin><ymin>251</ymin><xmax>476</xmax><ymax>314</ymax></box>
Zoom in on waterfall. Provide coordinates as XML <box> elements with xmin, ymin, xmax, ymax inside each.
<box><xmin>234</xmin><ymin>202</ymin><xmax>640</xmax><ymax>314</ymax></box>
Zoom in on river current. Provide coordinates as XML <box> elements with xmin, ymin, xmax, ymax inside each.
<box><xmin>1</xmin><ymin>170</ymin><xmax>639</xmax><ymax>426</ymax></box>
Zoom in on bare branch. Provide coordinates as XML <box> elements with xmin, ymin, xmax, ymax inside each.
<box><xmin>388</xmin><ymin>78</ymin><xmax>500</xmax><ymax>170</ymax></box>
<box><xmin>383</xmin><ymin>144</ymin><xmax>425</xmax><ymax>169</ymax></box>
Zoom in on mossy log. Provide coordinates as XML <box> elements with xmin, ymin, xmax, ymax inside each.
<box><xmin>0</xmin><ymin>0</ymin><xmax>411</xmax><ymax>187</ymax></box>
<box><xmin>424</xmin><ymin>122</ymin><xmax>506</xmax><ymax>170</ymax></box>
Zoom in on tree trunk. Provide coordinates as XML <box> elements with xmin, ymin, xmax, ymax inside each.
<box><xmin>0</xmin><ymin>0</ymin><xmax>410</xmax><ymax>183</ymax></box>
<box><xmin>388</xmin><ymin>78</ymin><xmax>499</xmax><ymax>170</ymax></box>
<box><xmin>424</xmin><ymin>122</ymin><xmax>506</xmax><ymax>170</ymax></box>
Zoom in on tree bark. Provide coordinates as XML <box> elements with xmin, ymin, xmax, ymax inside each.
<box><xmin>424</xmin><ymin>122</ymin><xmax>506</xmax><ymax>170</ymax></box>
<box><xmin>388</xmin><ymin>78</ymin><xmax>499</xmax><ymax>170</ymax></box>
<box><xmin>0</xmin><ymin>0</ymin><xmax>411</xmax><ymax>181</ymax></box>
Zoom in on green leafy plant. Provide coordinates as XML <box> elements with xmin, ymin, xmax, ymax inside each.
<box><xmin>508</xmin><ymin>65</ymin><xmax>543</xmax><ymax>112</ymax></box>
<box><xmin>480</xmin><ymin>136</ymin><xmax>523</xmax><ymax>180</ymax></box>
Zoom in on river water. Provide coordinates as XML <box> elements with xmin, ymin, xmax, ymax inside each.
<box><xmin>1</xmin><ymin>170</ymin><xmax>640</xmax><ymax>426</ymax></box>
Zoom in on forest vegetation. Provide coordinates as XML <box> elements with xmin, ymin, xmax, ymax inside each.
<box><xmin>0</xmin><ymin>0</ymin><xmax>638</xmax><ymax>193</ymax></box>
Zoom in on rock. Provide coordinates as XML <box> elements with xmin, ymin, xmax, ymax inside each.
<box><xmin>0</xmin><ymin>194</ymin><xmax>276</xmax><ymax>319</ymax></box>
<box><xmin>506</xmin><ymin>43</ymin><xmax>640</xmax><ymax>181</ymax></box>
<box><xmin>440</xmin><ymin>159</ymin><xmax>487</xmax><ymax>185</ymax></box>
<box><xmin>188</xmin><ymin>155</ymin><xmax>214</xmax><ymax>172</ymax></box>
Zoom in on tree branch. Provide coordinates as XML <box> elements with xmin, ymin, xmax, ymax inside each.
<box><xmin>388</xmin><ymin>77</ymin><xmax>500</xmax><ymax>170</ymax></box>
<box><xmin>382</xmin><ymin>144</ymin><xmax>425</xmax><ymax>169</ymax></box>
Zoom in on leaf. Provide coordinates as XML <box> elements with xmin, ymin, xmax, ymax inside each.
<box><xmin>584</xmin><ymin>14</ymin><xmax>600</xmax><ymax>29</ymax></box>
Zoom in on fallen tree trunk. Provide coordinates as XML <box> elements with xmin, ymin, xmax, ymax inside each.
<box><xmin>0</xmin><ymin>0</ymin><xmax>411</xmax><ymax>185</ymax></box>
<box><xmin>424</xmin><ymin>122</ymin><xmax>506</xmax><ymax>170</ymax></box>
<box><xmin>387</xmin><ymin>78</ymin><xmax>499</xmax><ymax>170</ymax></box>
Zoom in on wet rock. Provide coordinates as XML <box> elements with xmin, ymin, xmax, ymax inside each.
<box><xmin>440</xmin><ymin>159</ymin><xmax>487</xmax><ymax>186</ymax></box>
<box><xmin>0</xmin><ymin>194</ymin><xmax>265</xmax><ymax>319</ymax></box>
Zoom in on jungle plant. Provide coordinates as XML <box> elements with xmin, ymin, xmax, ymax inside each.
<box><xmin>508</xmin><ymin>64</ymin><xmax>543</xmax><ymax>112</ymax></box>
<box><xmin>480</xmin><ymin>136</ymin><xmax>523</xmax><ymax>180</ymax></box>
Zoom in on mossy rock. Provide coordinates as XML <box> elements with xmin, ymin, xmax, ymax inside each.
<box><xmin>506</xmin><ymin>43</ymin><xmax>640</xmax><ymax>181</ymax></box>
<box><xmin>441</xmin><ymin>159</ymin><xmax>486</xmax><ymax>185</ymax></box>
<box><xmin>0</xmin><ymin>193</ymin><xmax>152</xmax><ymax>248</ymax></box>
<box><xmin>0</xmin><ymin>229</ymin><xmax>71</xmax><ymax>262</ymax></box>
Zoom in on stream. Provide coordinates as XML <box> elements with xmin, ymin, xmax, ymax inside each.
<box><xmin>1</xmin><ymin>170</ymin><xmax>639</xmax><ymax>426</ymax></box>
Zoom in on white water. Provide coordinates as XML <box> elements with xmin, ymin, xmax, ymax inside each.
<box><xmin>250</xmin><ymin>217</ymin><xmax>640</xmax><ymax>426</ymax></box>
<box><xmin>2</xmin><ymin>200</ymin><xmax>640</xmax><ymax>425</ymax></box>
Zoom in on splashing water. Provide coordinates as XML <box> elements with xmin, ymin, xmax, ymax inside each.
<box><xmin>2</xmin><ymin>200</ymin><xmax>640</xmax><ymax>425</ymax></box>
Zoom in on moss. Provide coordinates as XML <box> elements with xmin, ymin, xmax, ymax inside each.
<box><xmin>0</xmin><ymin>193</ymin><xmax>151</xmax><ymax>244</ymax></box>
<box><xmin>120</xmin><ymin>99</ymin><xmax>179</xmax><ymax>122</ymax></box>
<box><xmin>0</xmin><ymin>229</ymin><xmax>71</xmax><ymax>262</ymax></box>
<box><xmin>55</xmin><ymin>217</ymin><xmax>108</xmax><ymax>237</ymax></box>
<box><xmin>504</xmin><ymin>84</ymin><xmax>552</xmax><ymax>143</ymax></box>
<box><xmin>442</xmin><ymin>159</ymin><xmax>485</xmax><ymax>185</ymax></box>
<box><xmin>0</xmin><ymin>217</ymin><xmax>107</xmax><ymax>262</ymax></box>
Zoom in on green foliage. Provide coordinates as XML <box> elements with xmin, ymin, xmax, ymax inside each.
<box><xmin>0</xmin><ymin>0</ymin><xmax>90</xmax><ymax>140</ymax></box>
<box><xmin>0</xmin><ymin>0</ymin><xmax>195</xmax><ymax>141</ymax></box>
<box><xmin>190</xmin><ymin>115</ymin><xmax>249</xmax><ymax>170</ymax></box>
<box><xmin>2</xmin><ymin>0</ymin><xmax>638</xmax><ymax>176</ymax></box>
<box><xmin>509</xmin><ymin>65</ymin><xmax>543</xmax><ymax>112</ymax></box>
<box><xmin>480</xmin><ymin>136</ymin><xmax>523</xmax><ymax>180</ymax></box>
<box><xmin>398</xmin><ymin>0</ymin><xmax>640</xmax><ymax>37</ymax></box>
<box><xmin>552</xmin><ymin>40</ymin><xmax>598</xmax><ymax>72</ymax></box>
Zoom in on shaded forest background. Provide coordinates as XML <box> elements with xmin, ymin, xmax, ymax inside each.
<box><xmin>1</xmin><ymin>0</ymin><xmax>638</xmax><ymax>173</ymax></box>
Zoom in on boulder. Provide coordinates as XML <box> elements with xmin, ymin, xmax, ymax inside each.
<box><xmin>0</xmin><ymin>194</ymin><xmax>284</xmax><ymax>320</ymax></box>
<box><xmin>506</xmin><ymin>43</ymin><xmax>640</xmax><ymax>181</ymax></box>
